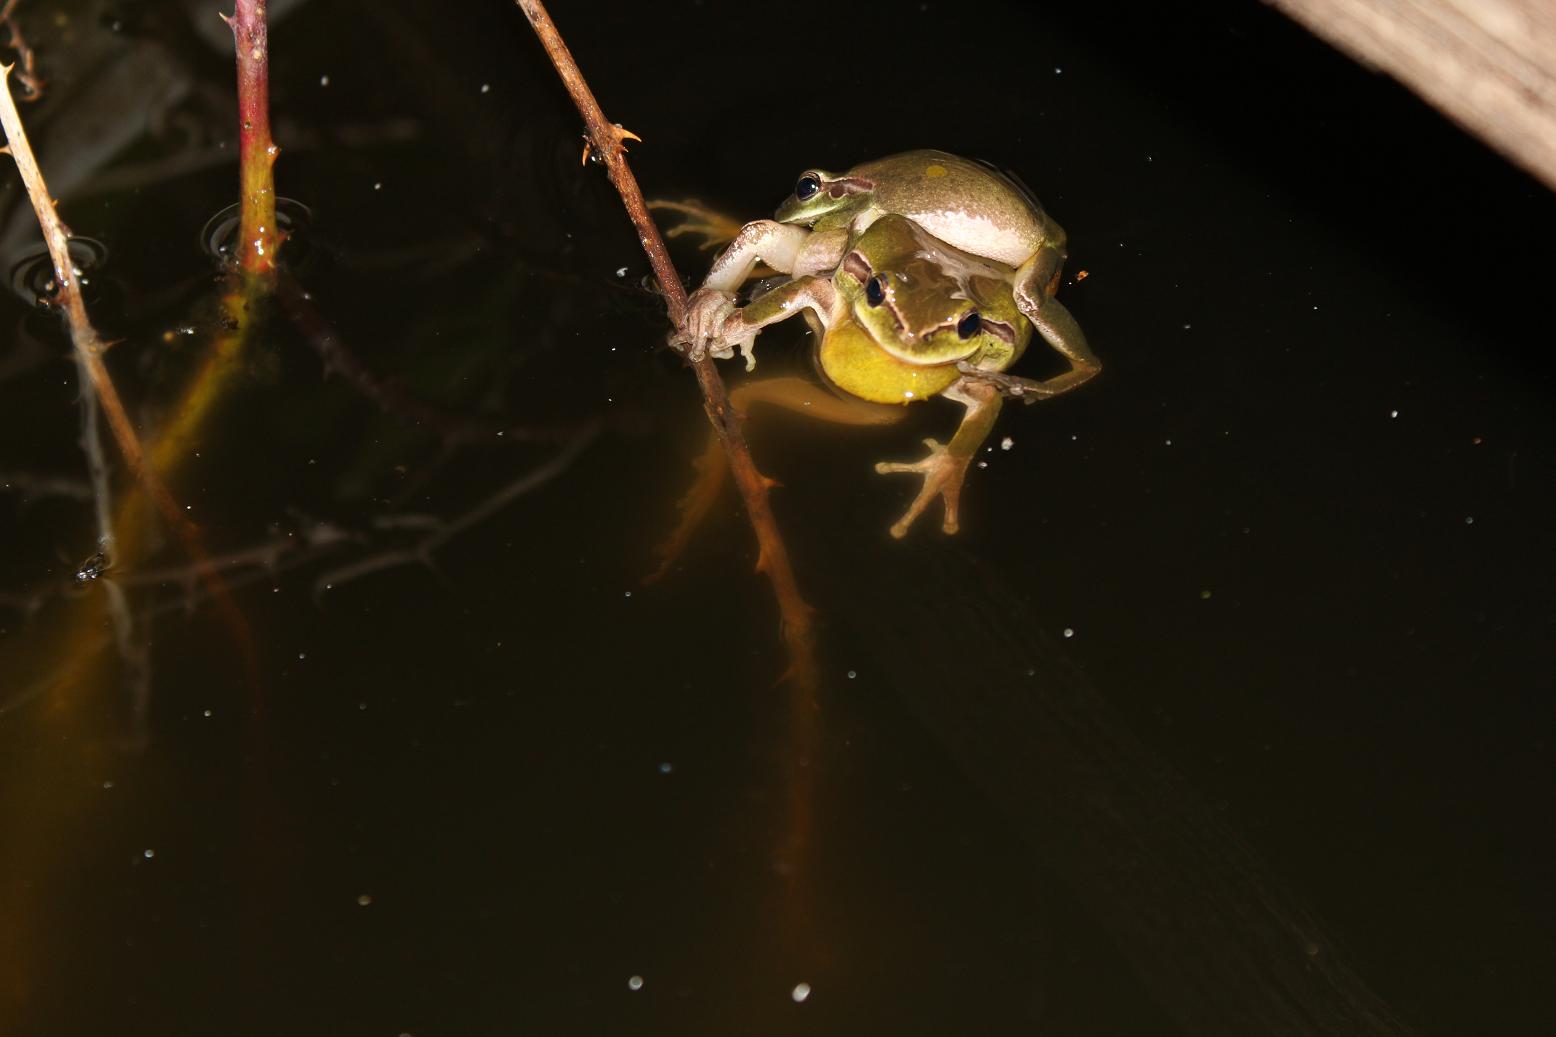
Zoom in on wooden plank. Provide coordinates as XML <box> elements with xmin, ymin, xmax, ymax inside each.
<box><xmin>1267</xmin><ymin>0</ymin><xmax>1556</xmax><ymax>190</ymax></box>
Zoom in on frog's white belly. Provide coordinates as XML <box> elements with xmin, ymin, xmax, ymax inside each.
<box><xmin>855</xmin><ymin>207</ymin><xmax>1032</xmax><ymax>268</ymax></box>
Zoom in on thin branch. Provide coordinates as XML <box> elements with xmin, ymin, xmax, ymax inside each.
<box><xmin>0</xmin><ymin>65</ymin><xmax>198</xmax><ymax>558</ymax></box>
<box><xmin>220</xmin><ymin>0</ymin><xmax>282</xmax><ymax>277</ymax></box>
<box><xmin>0</xmin><ymin>62</ymin><xmax>257</xmax><ymax>676</ymax></box>
<box><xmin>513</xmin><ymin>0</ymin><xmax>817</xmax><ymax>690</ymax></box>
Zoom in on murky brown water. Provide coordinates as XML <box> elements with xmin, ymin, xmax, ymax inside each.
<box><xmin>1</xmin><ymin>1</ymin><xmax>1552</xmax><ymax>1034</ymax></box>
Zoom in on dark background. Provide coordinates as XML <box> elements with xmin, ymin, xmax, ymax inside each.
<box><xmin>0</xmin><ymin>0</ymin><xmax>1551</xmax><ymax>1033</ymax></box>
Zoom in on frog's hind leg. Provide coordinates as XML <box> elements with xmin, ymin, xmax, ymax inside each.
<box><xmin>874</xmin><ymin>378</ymin><xmax>1002</xmax><ymax>537</ymax></box>
<box><xmin>647</xmin><ymin>377</ymin><xmax>902</xmax><ymax>581</ymax></box>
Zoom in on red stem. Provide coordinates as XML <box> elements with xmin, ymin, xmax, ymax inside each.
<box><xmin>226</xmin><ymin>0</ymin><xmax>280</xmax><ymax>276</ymax></box>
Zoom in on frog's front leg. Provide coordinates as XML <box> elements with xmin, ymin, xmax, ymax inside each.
<box><xmin>874</xmin><ymin>378</ymin><xmax>1003</xmax><ymax>537</ymax></box>
<box><xmin>681</xmin><ymin>275</ymin><xmax>837</xmax><ymax>371</ymax></box>
<box><xmin>675</xmin><ymin>223</ymin><xmax>849</xmax><ymax>360</ymax></box>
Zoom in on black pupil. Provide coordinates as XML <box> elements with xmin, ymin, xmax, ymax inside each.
<box><xmin>796</xmin><ymin>175</ymin><xmax>820</xmax><ymax>200</ymax></box>
<box><xmin>866</xmin><ymin>276</ymin><xmax>886</xmax><ymax>307</ymax></box>
<box><xmin>957</xmin><ymin>312</ymin><xmax>981</xmax><ymax>338</ymax></box>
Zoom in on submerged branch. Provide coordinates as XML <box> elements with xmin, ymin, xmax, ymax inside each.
<box><xmin>513</xmin><ymin>0</ymin><xmax>817</xmax><ymax>690</ymax></box>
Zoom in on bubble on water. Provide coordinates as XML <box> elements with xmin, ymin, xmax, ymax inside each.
<box><xmin>9</xmin><ymin>236</ymin><xmax>109</xmax><ymax>307</ymax></box>
<box><xmin>200</xmin><ymin>198</ymin><xmax>312</xmax><ymax>264</ymax></box>
<box><xmin>627</xmin><ymin>975</ymin><xmax>644</xmax><ymax>991</ymax></box>
<box><xmin>791</xmin><ymin>982</ymin><xmax>811</xmax><ymax>1003</ymax></box>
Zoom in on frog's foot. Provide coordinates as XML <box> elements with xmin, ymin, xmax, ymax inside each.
<box><xmin>874</xmin><ymin>437</ymin><xmax>974</xmax><ymax>538</ymax></box>
<box><xmin>669</xmin><ymin>287</ymin><xmax>758</xmax><ymax>369</ymax></box>
<box><xmin>580</xmin><ymin>124</ymin><xmax>642</xmax><ymax>166</ymax></box>
<box><xmin>646</xmin><ymin>198</ymin><xmax>745</xmax><ymax>252</ymax></box>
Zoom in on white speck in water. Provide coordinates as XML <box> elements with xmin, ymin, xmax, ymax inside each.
<box><xmin>203</xmin><ymin>709</ymin><xmax>213</xmax><ymax>718</ymax></box>
<box><xmin>1389</xmin><ymin>409</ymin><xmax>1399</xmax><ymax>418</ymax></box>
<box><xmin>480</xmin><ymin>83</ymin><xmax>491</xmax><ymax>94</ymax></box>
<box><xmin>1000</xmin><ymin>436</ymin><xmax>1014</xmax><ymax>450</ymax></box>
<box><xmin>1200</xmin><ymin>589</ymin><xmax>1213</xmax><ymax>600</ymax></box>
<box><xmin>658</xmin><ymin>762</ymin><xmax>673</xmax><ymax>774</ymax></box>
<box><xmin>358</xmin><ymin>701</ymin><xmax>368</xmax><ymax>711</ymax></box>
<box><xmin>298</xmin><ymin>652</ymin><xmax>306</xmax><ymax>660</ymax></box>
<box><xmin>846</xmin><ymin>670</ymin><xmax>857</xmax><ymax>679</ymax></box>
<box><xmin>102</xmin><ymin>781</ymin><xmax>115</xmax><ymax>790</ymax></box>
<box><xmin>1063</xmin><ymin>628</ymin><xmax>1075</xmax><ymax>639</ymax></box>
<box><xmin>319</xmin><ymin>75</ymin><xmax>330</xmax><ymax>87</ymax></box>
<box><xmin>615</xmin><ymin>266</ymin><xmax>628</xmax><ymax>277</ymax></box>
<box><xmin>977</xmin><ymin>460</ymin><xmax>988</xmax><ymax>469</ymax></box>
<box><xmin>903</xmin><ymin>390</ymin><xmax>915</xmax><ymax>400</ymax></box>
<box><xmin>1165</xmin><ymin>438</ymin><xmax>1173</xmax><ymax>446</ymax></box>
<box><xmin>791</xmin><ymin>982</ymin><xmax>812</xmax><ymax>1003</ymax></box>
<box><xmin>1465</xmin><ymin>516</ymin><xmax>1475</xmax><ymax>525</ymax></box>
<box><xmin>373</xmin><ymin>182</ymin><xmax>383</xmax><ymax>191</ymax></box>
<box><xmin>624</xmin><ymin>591</ymin><xmax>632</xmax><ymax>598</ymax></box>
<box><xmin>628</xmin><ymin>975</ymin><xmax>644</xmax><ymax>991</ymax></box>
<box><xmin>143</xmin><ymin>849</ymin><xmax>155</xmax><ymax>859</ymax></box>
<box><xmin>1182</xmin><ymin>323</ymin><xmax>1192</xmax><ymax>330</ymax></box>
<box><xmin>1053</xmin><ymin>66</ymin><xmax>1063</xmax><ymax>74</ymax></box>
<box><xmin>357</xmin><ymin>894</ymin><xmax>372</xmax><ymax>906</ymax></box>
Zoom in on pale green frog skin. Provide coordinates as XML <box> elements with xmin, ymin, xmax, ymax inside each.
<box><xmin>676</xmin><ymin>149</ymin><xmax>1099</xmax><ymax>401</ymax></box>
<box><xmin>691</xmin><ymin>213</ymin><xmax>1035</xmax><ymax>537</ymax></box>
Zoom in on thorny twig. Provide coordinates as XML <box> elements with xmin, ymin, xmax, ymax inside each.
<box><xmin>514</xmin><ymin>0</ymin><xmax>818</xmax><ymax>691</ymax></box>
<box><xmin>0</xmin><ymin>0</ymin><xmax>41</xmax><ymax>100</ymax></box>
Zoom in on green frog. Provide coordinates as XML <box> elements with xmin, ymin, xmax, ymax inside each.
<box><xmin>675</xmin><ymin>149</ymin><xmax>1099</xmax><ymax>400</ymax></box>
<box><xmin>666</xmin><ymin>214</ymin><xmax>1036</xmax><ymax>540</ymax></box>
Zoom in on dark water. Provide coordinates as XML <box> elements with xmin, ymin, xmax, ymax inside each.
<box><xmin>1</xmin><ymin>1</ymin><xmax>1552</xmax><ymax>1033</ymax></box>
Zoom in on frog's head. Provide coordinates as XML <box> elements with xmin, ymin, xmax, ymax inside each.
<box><xmin>775</xmin><ymin>166</ymin><xmax>876</xmax><ymax>226</ymax></box>
<box><xmin>835</xmin><ymin>215</ymin><xmax>1028</xmax><ymax>370</ymax></box>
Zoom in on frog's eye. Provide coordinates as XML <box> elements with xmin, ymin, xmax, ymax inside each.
<box><xmin>795</xmin><ymin>174</ymin><xmax>821</xmax><ymax>201</ymax></box>
<box><xmin>957</xmin><ymin>312</ymin><xmax>982</xmax><ymax>338</ymax></box>
<box><xmin>865</xmin><ymin>275</ymin><xmax>887</xmax><ymax>307</ymax></box>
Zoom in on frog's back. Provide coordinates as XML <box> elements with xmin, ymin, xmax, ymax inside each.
<box><xmin>854</xmin><ymin>150</ymin><xmax>1053</xmax><ymax>268</ymax></box>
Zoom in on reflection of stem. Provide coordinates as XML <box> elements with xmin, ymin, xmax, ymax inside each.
<box><xmin>274</xmin><ymin>274</ymin><xmax>588</xmax><ymax>447</ymax></box>
<box><xmin>0</xmin><ymin>67</ymin><xmax>207</xmax><ymax>572</ymax></box>
<box><xmin>0</xmin><ymin>1</ymin><xmax>41</xmax><ymax>100</ymax></box>
<box><xmin>313</xmin><ymin>424</ymin><xmax>598</xmax><ymax>595</ymax></box>
<box><xmin>221</xmin><ymin>0</ymin><xmax>281</xmax><ymax>278</ymax></box>
<box><xmin>514</xmin><ymin>0</ymin><xmax>817</xmax><ymax>690</ymax></box>
<box><xmin>1</xmin><ymin>63</ymin><xmax>255</xmax><ymax>678</ymax></box>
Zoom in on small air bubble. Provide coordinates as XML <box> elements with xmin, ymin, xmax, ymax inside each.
<box><xmin>1000</xmin><ymin>436</ymin><xmax>1014</xmax><ymax>450</ymax></box>
<box><xmin>357</xmin><ymin>894</ymin><xmax>372</xmax><ymax>906</ymax></box>
<box><xmin>1062</xmin><ymin>628</ymin><xmax>1075</xmax><ymax>639</ymax></box>
<box><xmin>791</xmin><ymin>982</ymin><xmax>812</xmax><ymax>1003</ymax></box>
<box><xmin>628</xmin><ymin>975</ymin><xmax>644</xmax><ymax>991</ymax></box>
<box><xmin>658</xmin><ymin>762</ymin><xmax>673</xmax><ymax>774</ymax></box>
<box><xmin>319</xmin><ymin>75</ymin><xmax>330</xmax><ymax>87</ymax></box>
<box><xmin>143</xmin><ymin>849</ymin><xmax>155</xmax><ymax>859</ymax></box>
<box><xmin>480</xmin><ymin>83</ymin><xmax>491</xmax><ymax>94</ymax></box>
<box><xmin>846</xmin><ymin>670</ymin><xmax>857</xmax><ymax>679</ymax></box>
